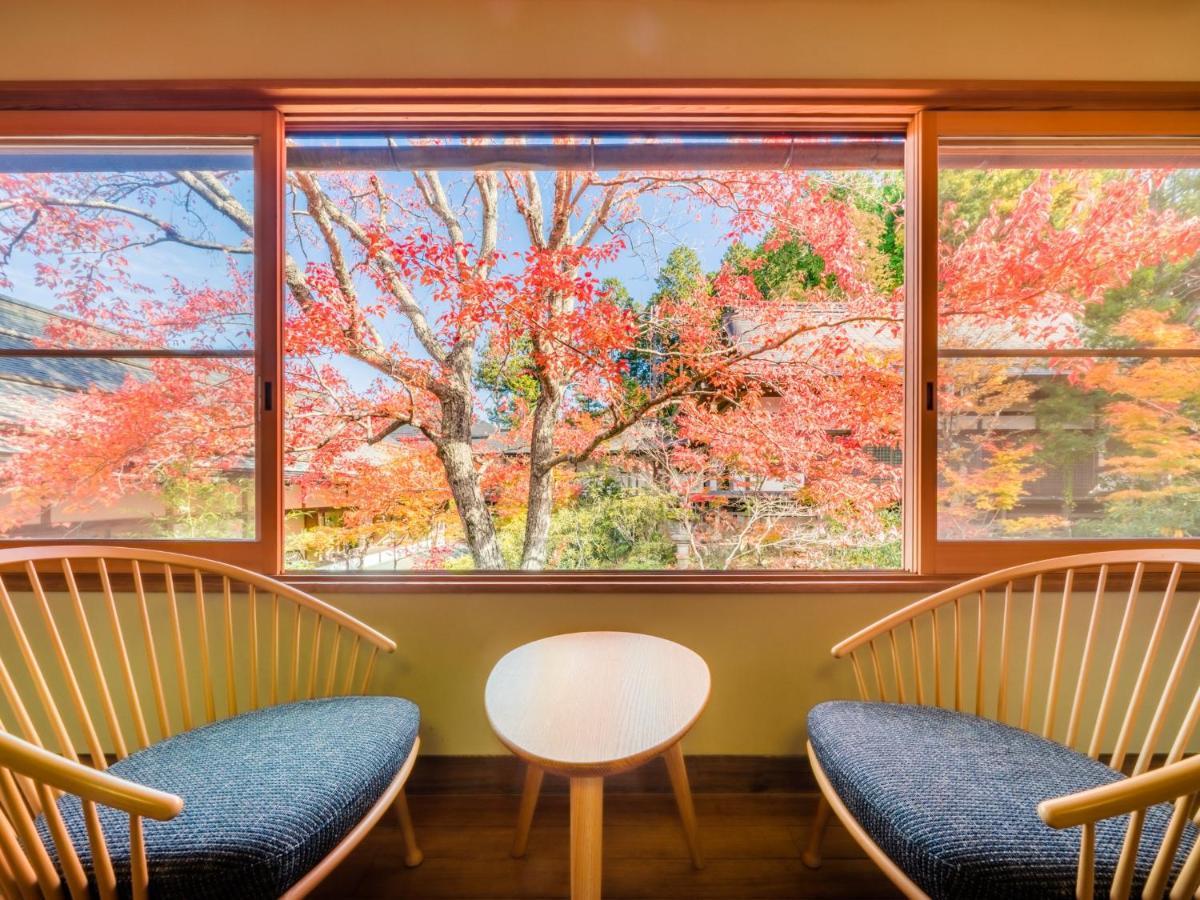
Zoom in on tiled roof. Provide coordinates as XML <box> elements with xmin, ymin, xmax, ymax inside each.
<box><xmin>0</xmin><ymin>294</ymin><xmax>150</xmax><ymax>426</ymax></box>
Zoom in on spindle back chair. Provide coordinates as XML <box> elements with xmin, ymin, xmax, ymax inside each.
<box><xmin>804</xmin><ymin>549</ymin><xmax>1200</xmax><ymax>900</ymax></box>
<box><xmin>0</xmin><ymin>545</ymin><xmax>420</xmax><ymax>900</ymax></box>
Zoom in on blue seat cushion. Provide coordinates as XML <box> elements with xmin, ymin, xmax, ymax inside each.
<box><xmin>809</xmin><ymin>701</ymin><xmax>1195</xmax><ymax>899</ymax></box>
<box><xmin>40</xmin><ymin>696</ymin><xmax>419</xmax><ymax>900</ymax></box>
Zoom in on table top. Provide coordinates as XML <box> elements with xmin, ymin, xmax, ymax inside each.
<box><xmin>485</xmin><ymin>631</ymin><xmax>711</xmax><ymax>776</ymax></box>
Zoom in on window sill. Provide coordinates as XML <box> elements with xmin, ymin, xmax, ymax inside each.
<box><xmin>276</xmin><ymin>570</ymin><xmax>960</xmax><ymax>594</ymax></box>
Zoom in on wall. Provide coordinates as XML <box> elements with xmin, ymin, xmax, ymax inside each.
<box><xmin>3</xmin><ymin>1</ymin><xmax>1200</xmax><ymax>83</ymax></box>
<box><xmin>324</xmin><ymin>589</ymin><xmax>913</xmax><ymax>755</ymax></box>
<box><xmin>3</xmin><ymin>0</ymin><xmax>1200</xmax><ymax>757</ymax></box>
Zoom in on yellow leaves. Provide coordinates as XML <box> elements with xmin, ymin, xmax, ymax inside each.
<box><xmin>938</xmin><ymin>442</ymin><xmax>1041</xmax><ymax>519</ymax></box>
<box><xmin>1112</xmin><ymin>307</ymin><xmax>1200</xmax><ymax>350</ymax></box>
<box><xmin>969</xmin><ymin>445</ymin><xmax>1040</xmax><ymax>513</ymax></box>
<box><xmin>997</xmin><ymin>515</ymin><xmax>1071</xmax><ymax>537</ymax></box>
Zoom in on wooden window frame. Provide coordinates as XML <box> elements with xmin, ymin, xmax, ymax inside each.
<box><xmin>924</xmin><ymin>110</ymin><xmax>1200</xmax><ymax>575</ymax></box>
<box><xmin>0</xmin><ymin>110</ymin><xmax>284</xmax><ymax>572</ymax></box>
<box><xmin>0</xmin><ymin>86</ymin><xmax>1199</xmax><ymax>590</ymax></box>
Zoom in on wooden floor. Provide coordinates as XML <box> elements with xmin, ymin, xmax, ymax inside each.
<box><xmin>311</xmin><ymin>791</ymin><xmax>902</xmax><ymax>899</ymax></box>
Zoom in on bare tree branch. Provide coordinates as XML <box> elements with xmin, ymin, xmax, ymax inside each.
<box><xmin>30</xmin><ymin>194</ymin><xmax>251</xmax><ymax>254</ymax></box>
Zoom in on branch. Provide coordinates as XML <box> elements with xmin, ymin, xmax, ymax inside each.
<box><xmin>292</xmin><ymin>172</ymin><xmax>386</xmax><ymax>350</ymax></box>
<box><xmin>506</xmin><ymin>171</ymin><xmax>546</xmax><ymax>249</ymax></box>
<box><xmin>413</xmin><ymin>169</ymin><xmax>468</xmax><ymax>261</ymax></box>
<box><xmin>299</xmin><ymin>179</ymin><xmax>447</xmax><ymax>366</ymax></box>
<box><xmin>538</xmin><ymin>315</ymin><xmax>898</xmax><ymax>472</ymax></box>
<box><xmin>173</xmin><ymin>171</ymin><xmax>254</xmax><ymax>235</ymax></box>
<box><xmin>475</xmin><ymin>171</ymin><xmax>500</xmax><ymax>271</ymax></box>
<box><xmin>31</xmin><ymin>194</ymin><xmax>251</xmax><ymax>254</ymax></box>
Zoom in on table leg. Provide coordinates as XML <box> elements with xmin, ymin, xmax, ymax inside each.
<box><xmin>663</xmin><ymin>741</ymin><xmax>704</xmax><ymax>869</ymax></box>
<box><xmin>570</xmin><ymin>776</ymin><xmax>604</xmax><ymax>900</ymax></box>
<box><xmin>511</xmin><ymin>764</ymin><xmax>544</xmax><ymax>858</ymax></box>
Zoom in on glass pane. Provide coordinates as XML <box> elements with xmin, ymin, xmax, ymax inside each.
<box><xmin>938</xmin><ymin>142</ymin><xmax>1200</xmax><ymax>352</ymax></box>
<box><xmin>284</xmin><ymin>134</ymin><xmax>905</xmax><ymax>572</ymax></box>
<box><xmin>0</xmin><ymin>143</ymin><xmax>255</xmax><ymax>351</ymax></box>
<box><xmin>0</xmin><ymin>355</ymin><xmax>255</xmax><ymax>539</ymax></box>
<box><xmin>937</xmin><ymin>355</ymin><xmax>1200</xmax><ymax>540</ymax></box>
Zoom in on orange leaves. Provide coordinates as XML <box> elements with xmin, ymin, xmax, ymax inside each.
<box><xmin>940</xmin><ymin>170</ymin><xmax>1200</xmax><ymax>344</ymax></box>
<box><xmin>1111</xmin><ymin>307</ymin><xmax>1200</xmax><ymax>349</ymax></box>
<box><xmin>0</xmin><ymin>357</ymin><xmax>255</xmax><ymax>532</ymax></box>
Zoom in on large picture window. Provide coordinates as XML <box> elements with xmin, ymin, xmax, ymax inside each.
<box><xmin>282</xmin><ymin>135</ymin><xmax>905</xmax><ymax>572</ymax></box>
<box><xmin>1</xmin><ymin>102</ymin><xmax>1198</xmax><ymax>583</ymax></box>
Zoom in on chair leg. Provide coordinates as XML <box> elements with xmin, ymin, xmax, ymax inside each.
<box><xmin>393</xmin><ymin>789</ymin><xmax>423</xmax><ymax>868</ymax></box>
<box><xmin>802</xmin><ymin>794</ymin><xmax>832</xmax><ymax>869</ymax></box>
<box><xmin>663</xmin><ymin>741</ymin><xmax>704</xmax><ymax>869</ymax></box>
<box><xmin>511</xmin><ymin>764</ymin><xmax>544</xmax><ymax>858</ymax></box>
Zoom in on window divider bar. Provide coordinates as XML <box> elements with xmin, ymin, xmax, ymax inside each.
<box><xmin>937</xmin><ymin>348</ymin><xmax>1200</xmax><ymax>359</ymax></box>
<box><xmin>0</xmin><ymin>349</ymin><xmax>254</xmax><ymax>359</ymax></box>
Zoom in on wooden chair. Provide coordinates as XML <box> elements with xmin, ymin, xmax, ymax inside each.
<box><xmin>0</xmin><ymin>545</ymin><xmax>422</xmax><ymax>899</ymax></box>
<box><xmin>803</xmin><ymin>550</ymin><xmax>1200</xmax><ymax>900</ymax></box>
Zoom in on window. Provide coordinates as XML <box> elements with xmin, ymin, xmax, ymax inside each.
<box><xmin>0</xmin><ymin>112</ymin><xmax>281</xmax><ymax>571</ymax></box>
<box><xmin>282</xmin><ymin>134</ymin><xmax>904</xmax><ymax>572</ymax></box>
<box><xmin>2</xmin><ymin>102</ymin><xmax>1199</xmax><ymax>583</ymax></box>
<box><xmin>929</xmin><ymin>113</ymin><xmax>1200</xmax><ymax>572</ymax></box>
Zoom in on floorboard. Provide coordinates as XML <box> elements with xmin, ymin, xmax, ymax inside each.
<box><xmin>311</xmin><ymin>792</ymin><xmax>902</xmax><ymax>899</ymax></box>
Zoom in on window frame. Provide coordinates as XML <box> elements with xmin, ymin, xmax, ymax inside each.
<box><xmin>923</xmin><ymin>110</ymin><xmax>1200</xmax><ymax>575</ymax></box>
<box><xmin>0</xmin><ymin>93</ymin><xmax>1198</xmax><ymax>587</ymax></box>
<box><xmin>0</xmin><ymin>110</ymin><xmax>284</xmax><ymax>572</ymax></box>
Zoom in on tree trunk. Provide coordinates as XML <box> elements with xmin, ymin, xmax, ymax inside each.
<box><xmin>438</xmin><ymin>438</ymin><xmax>504</xmax><ymax>569</ymax></box>
<box><xmin>521</xmin><ymin>383</ymin><xmax>562</xmax><ymax>570</ymax></box>
<box><xmin>437</xmin><ymin>390</ymin><xmax>505</xmax><ymax>569</ymax></box>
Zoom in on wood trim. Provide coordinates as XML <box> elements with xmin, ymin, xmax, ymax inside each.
<box><xmin>279</xmin><ymin>570</ymin><xmax>948</xmax><ymax>593</ymax></box>
<box><xmin>278</xmin><ymin>567</ymin><xmax>1200</xmax><ymax>593</ymax></box>
<box><xmin>932</xmin><ymin>539</ymin><xmax>1200</xmax><ymax>576</ymax></box>
<box><xmin>936</xmin><ymin>110</ymin><xmax>1200</xmax><ymax>138</ymax></box>
<box><xmin>403</xmin><ymin>754</ymin><xmax>818</xmax><ymax>796</ymax></box>
<box><xmin>256</xmin><ymin>110</ymin><xmax>285</xmax><ymax>577</ymax></box>
<box><xmin>0</xmin><ymin>109</ymin><xmax>272</xmax><ymax>136</ymax></box>
<box><xmin>904</xmin><ymin>111</ymin><xmax>938</xmax><ymax>574</ymax></box>
<box><xmin>1</xmin><ymin>79</ymin><xmax>1200</xmax><ymax>116</ymax></box>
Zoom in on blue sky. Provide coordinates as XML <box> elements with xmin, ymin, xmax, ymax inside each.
<box><xmin>0</xmin><ymin>135</ymin><xmax>901</xmax><ymax>396</ymax></box>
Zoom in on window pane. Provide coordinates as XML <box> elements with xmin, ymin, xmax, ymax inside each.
<box><xmin>937</xmin><ymin>139</ymin><xmax>1200</xmax><ymax>541</ymax></box>
<box><xmin>0</xmin><ymin>143</ymin><xmax>255</xmax><ymax>351</ymax></box>
<box><xmin>938</xmin><ymin>355</ymin><xmax>1200</xmax><ymax>539</ymax></box>
<box><xmin>938</xmin><ymin>143</ymin><xmax>1200</xmax><ymax>352</ymax></box>
<box><xmin>0</xmin><ymin>355</ymin><xmax>255</xmax><ymax>539</ymax></box>
<box><xmin>284</xmin><ymin>134</ymin><xmax>905</xmax><ymax>572</ymax></box>
<box><xmin>0</xmin><ymin>141</ymin><xmax>259</xmax><ymax>541</ymax></box>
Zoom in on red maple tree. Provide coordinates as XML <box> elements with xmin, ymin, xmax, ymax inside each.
<box><xmin>1</xmin><ymin>153</ymin><xmax>1196</xmax><ymax>567</ymax></box>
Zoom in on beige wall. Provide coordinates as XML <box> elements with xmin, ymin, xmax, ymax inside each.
<box><xmin>3</xmin><ymin>0</ymin><xmax>1199</xmax><ymax>756</ymax></box>
<box><xmin>324</xmin><ymin>589</ymin><xmax>914</xmax><ymax>756</ymax></box>
<box><xmin>3</xmin><ymin>0</ymin><xmax>1200</xmax><ymax>83</ymax></box>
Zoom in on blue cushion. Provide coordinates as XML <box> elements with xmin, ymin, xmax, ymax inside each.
<box><xmin>808</xmin><ymin>701</ymin><xmax>1195</xmax><ymax>899</ymax></box>
<box><xmin>39</xmin><ymin>696</ymin><xmax>419</xmax><ymax>900</ymax></box>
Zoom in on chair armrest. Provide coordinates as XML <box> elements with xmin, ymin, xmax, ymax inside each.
<box><xmin>0</xmin><ymin>731</ymin><xmax>183</xmax><ymax>821</ymax></box>
<box><xmin>1039</xmin><ymin>755</ymin><xmax>1200</xmax><ymax>829</ymax></box>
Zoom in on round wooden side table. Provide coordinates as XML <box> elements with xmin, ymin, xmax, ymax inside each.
<box><xmin>485</xmin><ymin>631</ymin><xmax>711</xmax><ymax>900</ymax></box>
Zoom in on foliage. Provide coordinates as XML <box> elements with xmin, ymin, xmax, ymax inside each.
<box><xmin>2</xmin><ymin>144</ymin><xmax>1199</xmax><ymax>569</ymax></box>
<box><xmin>481</xmin><ymin>472</ymin><xmax>678</xmax><ymax>570</ymax></box>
